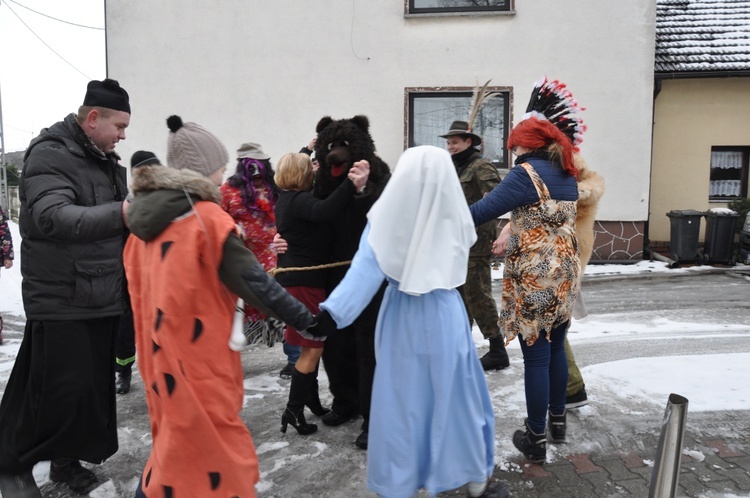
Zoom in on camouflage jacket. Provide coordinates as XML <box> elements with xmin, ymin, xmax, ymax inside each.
<box><xmin>456</xmin><ymin>151</ymin><xmax>500</xmax><ymax>259</ymax></box>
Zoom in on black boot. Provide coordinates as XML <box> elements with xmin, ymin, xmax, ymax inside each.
<box><xmin>355</xmin><ymin>419</ymin><xmax>368</xmax><ymax>450</ymax></box>
<box><xmin>512</xmin><ymin>419</ymin><xmax>547</xmax><ymax>464</ymax></box>
<box><xmin>480</xmin><ymin>338</ymin><xmax>510</xmax><ymax>371</ymax></box>
<box><xmin>548</xmin><ymin>409</ymin><xmax>567</xmax><ymax>443</ymax></box>
<box><xmin>49</xmin><ymin>459</ymin><xmax>98</xmax><ymax>493</ymax></box>
<box><xmin>281</xmin><ymin>368</ymin><xmax>318</xmax><ymax>436</ymax></box>
<box><xmin>115</xmin><ymin>364</ymin><xmax>132</xmax><ymax>395</ymax></box>
<box><xmin>305</xmin><ymin>365</ymin><xmax>331</xmax><ymax>416</ymax></box>
<box><xmin>473</xmin><ymin>480</ymin><xmax>510</xmax><ymax>498</ymax></box>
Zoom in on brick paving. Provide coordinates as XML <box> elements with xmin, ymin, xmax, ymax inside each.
<box><xmin>486</xmin><ymin>410</ymin><xmax>750</xmax><ymax>498</ymax></box>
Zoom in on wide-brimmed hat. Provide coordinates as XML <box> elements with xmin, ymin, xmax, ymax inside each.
<box><xmin>439</xmin><ymin>120</ymin><xmax>482</xmax><ymax>146</ymax></box>
<box><xmin>237</xmin><ymin>142</ymin><xmax>270</xmax><ymax>160</ymax></box>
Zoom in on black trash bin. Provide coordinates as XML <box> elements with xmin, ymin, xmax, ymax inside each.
<box><xmin>666</xmin><ymin>210</ymin><xmax>703</xmax><ymax>264</ymax></box>
<box><xmin>703</xmin><ymin>208</ymin><xmax>740</xmax><ymax>265</ymax></box>
<box><xmin>740</xmin><ymin>213</ymin><xmax>750</xmax><ymax>263</ymax></box>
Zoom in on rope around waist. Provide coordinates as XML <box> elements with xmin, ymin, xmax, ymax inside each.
<box><xmin>267</xmin><ymin>260</ymin><xmax>352</xmax><ymax>277</ymax></box>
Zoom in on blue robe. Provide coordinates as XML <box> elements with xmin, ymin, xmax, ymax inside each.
<box><xmin>321</xmin><ymin>224</ymin><xmax>495</xmax><ymax>498</ymax></box>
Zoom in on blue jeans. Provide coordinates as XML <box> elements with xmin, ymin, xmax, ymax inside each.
<box><xmin>519</xmin><ymin>321</ymin><xmax>569</xmax><ymax>434</ymax></box>
<box><xmin>284</xmin><ymin>341</ymin><xmax>301</xmax><ymax>365</ymax></box>
<box><xmin>134</xmin><ymin>477</ymin><xmax>147</xmax><ymax>498</ymax></box>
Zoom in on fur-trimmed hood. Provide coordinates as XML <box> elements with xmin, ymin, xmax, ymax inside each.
<box><xmin>126</xmin><ymin>164</ymin><xmax>223</xmax><ymax>242</ymax></box>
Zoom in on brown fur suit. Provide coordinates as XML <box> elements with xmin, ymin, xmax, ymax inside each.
<box><xmin>566</xmin><ymin>155</ymin><xmax>605</xmax><ymax>398</ymax></box>
<box><xmin>574</xmin><ymin>155</ymin><xmax>605</xmax><ymax>268</ymax></box>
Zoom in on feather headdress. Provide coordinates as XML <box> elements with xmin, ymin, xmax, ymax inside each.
<box><xmin>523</xmin><ymin>76</ymin><xmax>587</xmax><ymax>149</ymax></box>
<box><xmin>467</xmin><ymin>79</ymin><xmax>503</xmax><ymax>133</ymax></box>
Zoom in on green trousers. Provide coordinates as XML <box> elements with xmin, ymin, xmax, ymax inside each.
<box><xmin>565</xmin><ymin>337</ymin><xmax>584</xmax><ymax>396</ymax></box>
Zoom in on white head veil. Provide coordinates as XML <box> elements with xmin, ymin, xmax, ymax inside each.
<box><xmin>366</xmin><ymin>146</ymin><xmax>478</xmax><ymax>296</ymax></box>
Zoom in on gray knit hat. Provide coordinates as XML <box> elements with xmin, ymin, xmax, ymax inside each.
<box><xmin>166</xmin><ymin>115</ymin><xmax>229</xmax><ymax>177</ymax></box>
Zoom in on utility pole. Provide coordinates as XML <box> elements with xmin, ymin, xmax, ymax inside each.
<box><xmin>0</xmin><ymin>80</ymin><xmax>8</xmax><ymax>213</ymax></box>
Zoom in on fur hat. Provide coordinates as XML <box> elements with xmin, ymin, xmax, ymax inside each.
<box><xmin>83</xmin><ymin>79</ymin><xmax>130</xmax><ymax>114</ymax></box>
<box><xmin>237</xmin><ymin>142</ymin><xmax>270</xmax><ymax>160</ymax></box>
<box><xmin>166</xmin><ymin>115</ymin><xmax>229</xmax><ymax>177</ymax></box>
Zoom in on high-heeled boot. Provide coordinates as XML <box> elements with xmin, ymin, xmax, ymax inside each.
<box><xmin>548</xmin><ymin>409</ymin><xmax>567</xmax><ymax>443</ymax></box>
<box><xmin>512</xmin><ymin>419</ymin><xmax>547</xmax><ymax>464</ymax></box>
<box><xmin>305</xmin><ymin>365</ymin><xmax>330</xmax><ymax>416</ymax></box>
<box><xmin>281</xmin><ymin>368</ymin><xmax>318</xmax><ymax>435</ymax></box>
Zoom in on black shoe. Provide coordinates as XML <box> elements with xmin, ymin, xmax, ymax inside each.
<box><xmin>115</xmin><ymin>370</ymin><xmax>132</xmax><ymax>395</ymax></box>
<box><xmin>475</xmin><ymin>480</ymin><xmax>510</xmax><ymax>498</ymax></box>
<box><xmin>321</xmin><ymin>410</ymin><xmax>357</xmax><ymax>427</ymax></box>
<box><xmin>548</xmin><ymin>410</ymin><xmax>567</xmax><ymax>443</ymax></box>
<box><xmin>512</xmin><ymin>420</ymin><xmax>547</xmax><ymax>464</ymax></box>
<box><xmin>480</xmin><ymin>338</ymin><xmax>510</xmax><ymax>371</ymax></box>
<box><xmin>280</xmin><ymin>407</ymin><xmax>318</xmax><ymax>435</ymax></box>
<box><xmin>279</xmin><ymin>363</ymin><xmax>294</xmax><ymax>379</ymax></box>
<box><xmin>0</xmin><ymin>470</ymin><xmax>43</xmax><ymax>498</ymax></box>
<box><xmin>49</xmin><ymin>459</ymin><xmax>98</xmax><ymax>493</ymax></box>
<box><xmin>565</xmin><ymin>386</ymin><xmax>588</xmax><ymax>409</ymax></box>
<box><xmin>355</xmin><ymin>429</ymin><xmax>368</xmax><ymax>449</ymax></box>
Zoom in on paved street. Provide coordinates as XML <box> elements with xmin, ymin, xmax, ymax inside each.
<box><xmin>1</xmin><ymin>267</ymin><xmax>749</xmax><ymax>497</ymax></box>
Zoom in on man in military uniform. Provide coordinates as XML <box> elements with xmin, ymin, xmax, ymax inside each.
<box><xmin>441</xmin><ymin>121</ymin><xmax>509</xmax><ymax>371</ymax></box>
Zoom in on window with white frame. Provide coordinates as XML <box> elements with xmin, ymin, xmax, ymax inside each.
<box><xmin>406</xmin><ymin>88</ymin><xmax>510</xmax><ymax>168</ymax></box>
<box><xmin>709</xmin><ymin>147</ymin><xmax>749</xmax><ymax>200</ymax></box>
<box><xmin>407</xmin><ymin>0</ymin><xmax>511</xmax><ymax>15</ymax></box>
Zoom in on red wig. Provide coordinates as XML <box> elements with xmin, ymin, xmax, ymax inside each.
<box><xmin>507</xmin><ymin>117</ymin><xmax>578</xmax><ymax>178</ymax></box>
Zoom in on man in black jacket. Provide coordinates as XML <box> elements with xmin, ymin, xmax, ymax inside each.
<box><xmin>0</xmin><ymin>79</ymin><xmax>131</xmax><ymax>497</ymax></box>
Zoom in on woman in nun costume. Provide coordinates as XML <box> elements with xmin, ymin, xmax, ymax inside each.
<box><xmin>307</xmin><ymin>146</ymin><xmax>509</xmax><ymax>498</ymax></box>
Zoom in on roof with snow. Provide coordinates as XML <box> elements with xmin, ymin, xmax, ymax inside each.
<box><xmin>656</xmin><ymin>0</ymin><xmax>750</xmax><ymax>73</ymax></box>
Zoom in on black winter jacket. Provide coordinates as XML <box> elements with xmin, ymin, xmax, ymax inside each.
<box><xmin>20</xmin><ymin>113</ymin><xmax>128</xmax><ymax>320</ymax></box>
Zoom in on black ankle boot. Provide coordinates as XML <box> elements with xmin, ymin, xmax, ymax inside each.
<box><xmin>474</xmin><ymin>480</ymin><xmax>510</xmax><ymax>498</ymax></box>
<box><xmin>49</xmin><ymin>459</ymin><xmax>98</xmax><ymax>493</ymax></box>
<box><xmin>281</xmin><ymin>368</ymin><xmax>318</xmax><ymax>435</ymax></box>
<box><xmin>512</xmin><ymin>419</ymin><xmax>547</xmax><ymax>464</ymax></box>
<box><xmin>355</xmin><ymin>419</ymin><xmax>368</xmax><ymax>449</ymax></box>
<box><xmin>480</xmin><ymin>338</ymin><xmax>510</xmax><ymax>371</ymax></box>
<box><xmin>115</xmin><ymin>365</ymin><xmax>132</xmax><ymax>395</ymax></box>
<box><xmin>548</xmin><ymin>410</ymin><xmax>567</xmax><ymax>443</ymax></box>
<box><xmin>305</xmin><ymin>365</ymin><xmax>330</xmax><ymax>416</ymax></box>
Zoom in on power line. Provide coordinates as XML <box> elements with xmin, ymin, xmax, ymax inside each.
<box><xmin>6</xmin><ymin>0</ymin><xmax>104</xmax><ymax>30</ymax></box>
<box><xmin>3</xmin><ymin>123</ymin><xmax>35</xmax><ymax>133</ymax></box>
<box><xmin>0</xmin><ymin>0</ymin><xmax>91</xmax><ymax>80</ymax></box>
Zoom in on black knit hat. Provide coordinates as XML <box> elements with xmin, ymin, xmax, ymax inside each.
<box><xmin>83</xmin><ymin>78</ymin><xmax>131</xmax><ymax>114</ymax></box>
<box><xmin>130</xmin><ymin>150</ymin><xmax>160</xmax><ymax>169</ymax></box>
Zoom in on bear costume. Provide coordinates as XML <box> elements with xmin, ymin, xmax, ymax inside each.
<box><xmin>312</xmin><ymin>115</ymin><xmax>390</xmax><ymax>448</ymax></box>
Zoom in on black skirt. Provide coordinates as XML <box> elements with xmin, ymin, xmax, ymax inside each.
<box><xmin>0</xmin><ymin>317</ymin><xmax>119</xmax><ymax>473</ymax></box>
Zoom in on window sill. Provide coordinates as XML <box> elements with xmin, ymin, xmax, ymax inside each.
<box><xmin>404</xmin><ymin>10</ymin><xmax>515</xmax><ymax>19</ymax></box>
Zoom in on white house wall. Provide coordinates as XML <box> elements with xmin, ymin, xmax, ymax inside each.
<box><xmin>105</xmin><ymin>0</ymin><xmax>655</xmax><ymax>223</ymax></box>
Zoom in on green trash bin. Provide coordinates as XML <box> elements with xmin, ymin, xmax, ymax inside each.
<box><xmin>703</xmin><ymin>208</ymin><xmax>739</xmax><ymax>265</ymax></box>
<box><xmin>666</xmin><ymin>210</ymin><xmax>703</xmax><ymax>264</ymax></box>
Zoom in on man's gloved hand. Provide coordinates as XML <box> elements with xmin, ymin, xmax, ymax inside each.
<box><xmin>298</xmin><ymin>309</ymin><xmax>336</xmax><ymax>341</ymax></box>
